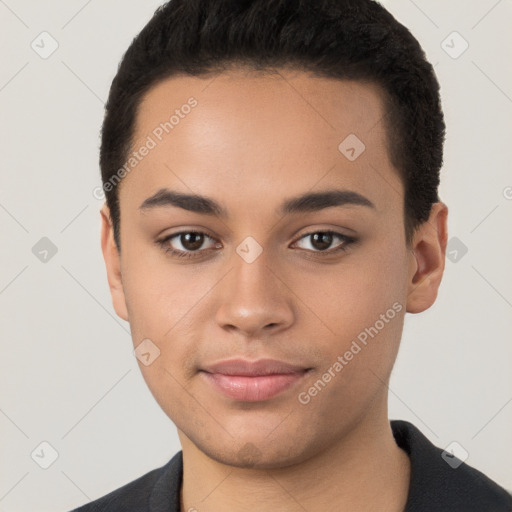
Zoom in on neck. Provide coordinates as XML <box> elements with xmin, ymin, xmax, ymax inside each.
<box><xmin>179</xmin><ymin>406</ymin><xmax>410</xmax><ymax>512</ymax></box>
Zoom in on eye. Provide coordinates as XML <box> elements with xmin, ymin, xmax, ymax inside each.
<box><xmin>293</xmin><ymin>230</ymin><xmax>355</xmax><ymax>254</ymax></box>
<box><xmin>157</xmin><ymin>231</ymin><xmax>220</xmax><ymax>259</ymax></box>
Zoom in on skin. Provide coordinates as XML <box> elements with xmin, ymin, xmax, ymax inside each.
<box><xmin>100</xmin><ymin>67</ymin><xmax>448</xmax><ymax>511</ymax></box>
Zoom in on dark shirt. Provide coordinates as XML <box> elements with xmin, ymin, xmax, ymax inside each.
<box><xmin>70</xmin><ymin>420</ymin><xmax>512</xmax><ymax>511</ymax></box>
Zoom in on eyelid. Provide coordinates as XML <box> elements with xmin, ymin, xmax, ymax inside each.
<box><xmin>292</xmin><ymin>229</ymin><xmax>354</xmax><ymax>249</ymax></box>
<box><xmin>157</xmin><ymin>228</ymin><xmax>356</xmax><ymax>259</ymax></box>
<box><xmin>163</xmin><ymin>231</ymin><xmax>219</xmax><ymax>251</ymax></box>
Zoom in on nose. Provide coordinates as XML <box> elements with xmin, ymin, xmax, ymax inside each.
<box><xmin>214</xmin><ymin>246</ymin><xmax>295</xmax><ymax>339</ymax></box>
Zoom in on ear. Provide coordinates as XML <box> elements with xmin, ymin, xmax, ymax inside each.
<box><xmin>100</xmin><ymin>204</ymin><xmax>129</xmax><ymax>322</ymax></box>
<box><xmin>406</xmin><ymin>201</ymin><xmax>448</xmax><ymax>313</ymax></box>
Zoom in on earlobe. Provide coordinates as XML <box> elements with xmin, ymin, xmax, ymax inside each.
<box><xmin>100</xmin><ymin>204</ymin><xmax>129</xmax><ymax>322</ymax></box>
<box><xmin>406</xmin><ymin>202</ymin><xmax>449</xmax><ymax>314</ymax></box>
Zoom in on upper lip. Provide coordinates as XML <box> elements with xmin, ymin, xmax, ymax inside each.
<box><xmin>202</xmin><ymin>358</ymin><xmax>309</xmax><ymax>376</ymax></box>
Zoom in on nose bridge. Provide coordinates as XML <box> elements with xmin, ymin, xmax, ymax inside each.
<box><xmin>214</xmin><ymin>239</ymin><xmax>294</xmax><ymax>335</ymax></box>
<box><xmin>233</xmin><ymin>243</ymin><xmax>276</xmax><ymax>301</ymax></box>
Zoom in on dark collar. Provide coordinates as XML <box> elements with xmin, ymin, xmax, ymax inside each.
<box><xmin>391</xmin><ymin>419</ymin><xmax>511</xmax><ymax>511</ymax></box>
<box><xmin>134</xmin><ymin>420</ymin><xmax>512</xmax><ymax>511</ymax></box>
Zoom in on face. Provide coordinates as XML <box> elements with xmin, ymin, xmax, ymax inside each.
<box><xmin>101</xmin><ymin>68</ymin><xmax>446</xmax><ymax>469</ymax></box>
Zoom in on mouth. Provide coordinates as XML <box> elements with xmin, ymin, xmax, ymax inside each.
<box><xmin>200</xmin><ymin>358</ymin><xmax>312</xmax><ymax>402</ymax></box>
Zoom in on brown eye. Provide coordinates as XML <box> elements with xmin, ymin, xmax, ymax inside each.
<box><xmin>179</xmin><ymin>232</ymin><xmax>205</xmax><ymax>251</ymax></box>
<box><xmin>310</xmin><ymin>232</ymin><xmax>334</xmax><ymax>251</ymax></box>
<box><xmin>157</xmin><ymin>231</ymin><xmax>219</xmax><ymax>259</ymax></box>
<box><xmin>294</xmin><ymin>231</ymin><xmax>355</xmax><ymax>253</ymax></box>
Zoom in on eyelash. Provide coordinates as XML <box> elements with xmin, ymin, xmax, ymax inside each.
<box><xmin>156</xmin><ymin>230</ymin><xmax>356</xmax><ymax>260</ymax></box>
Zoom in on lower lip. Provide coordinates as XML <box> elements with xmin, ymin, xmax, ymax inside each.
<box><xmin>201</xmin><ymin>371</ymin><xmax>307</xmax><ymax>402</ymax></box>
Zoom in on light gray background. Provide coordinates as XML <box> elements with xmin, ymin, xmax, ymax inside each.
<box><xmin>1</xmin><ymin>1</ymin><xmax>511</xmax><ymax>511</ymax></box>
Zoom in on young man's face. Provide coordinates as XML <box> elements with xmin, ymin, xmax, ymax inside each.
<box><xmin>101</xmin><ymin>69</ymin><xmax>446</xmax><ymax>468</ymax></box>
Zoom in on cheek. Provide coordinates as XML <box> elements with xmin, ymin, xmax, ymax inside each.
<box><xmin>290</xmin><ymin>239</ymin><xmax>408</xmax><ymax>406</ymax></box>
<box><xmin>294</xmin><ymin>249</ymin><xmax>407</xmax><ymax>421</ymax></box>
<box><xmin>120</xmin><ymin>250</ymin><xmax>218</xmax><ymax>392</ymax></box>
<box><xmin>120</xmin><ymin>247</ymin><xmax>198</xmax><ymax>339</ymax></box>
<box><xmin>122</xmin><ymin>258</ymin><xmax>203</xmax><ymax>418</ymax></box>
<box><xmin>295</xmin><ymin>240</ymin><xmax>407</xmax><ymax>346</ymax></box>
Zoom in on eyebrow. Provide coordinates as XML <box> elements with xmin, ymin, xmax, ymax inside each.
<box><xmin>139</xmin><ymin>187</ymin><xmax>375</xmax><ymax>217</ymax></box>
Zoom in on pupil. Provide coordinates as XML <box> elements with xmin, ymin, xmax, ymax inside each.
<box><xmin>312</xmin><ymin>232</ymin><xmax>332</xmax><ymax>251</ymax></box>
<box><xmin>182</xmin><ymin>233</ymin><xmax>203</xmax><ymax>250</ymax></box>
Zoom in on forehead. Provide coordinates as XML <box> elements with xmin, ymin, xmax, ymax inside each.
<box><xmin>136</xmin><ymin>68</ymin><xmax>388</xmax><ymax>143</ymax></box>
<box><xmin>120</xmin><ymin>68</ymin><xmax>402</xmax><ymax>218</ymax></box>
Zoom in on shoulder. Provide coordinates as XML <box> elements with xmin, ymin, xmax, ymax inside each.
<box><xmin>68</xmin><ymin>451</ymin><xmax>183</xmax><ymax>512</ymax></box>
<box><xmin>391</xmin><ymin>420</ymin><xmax>512</xmax><ymax>511</ymax></box>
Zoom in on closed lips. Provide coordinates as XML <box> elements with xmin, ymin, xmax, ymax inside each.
<box><xmin>200</xmin><ymin>359</ymin><xmax>311</xmax><ymax>402</ymax></box>
<box><xmin>201</xmin><ymin>358</ymin><xmax>310</xmax><ymax>376</ymax></box>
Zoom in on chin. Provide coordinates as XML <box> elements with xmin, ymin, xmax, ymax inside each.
<box><xmin>190</xmin><ymin>433</ymin><xmax>317</xmax><ymax>470</ymax></box>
